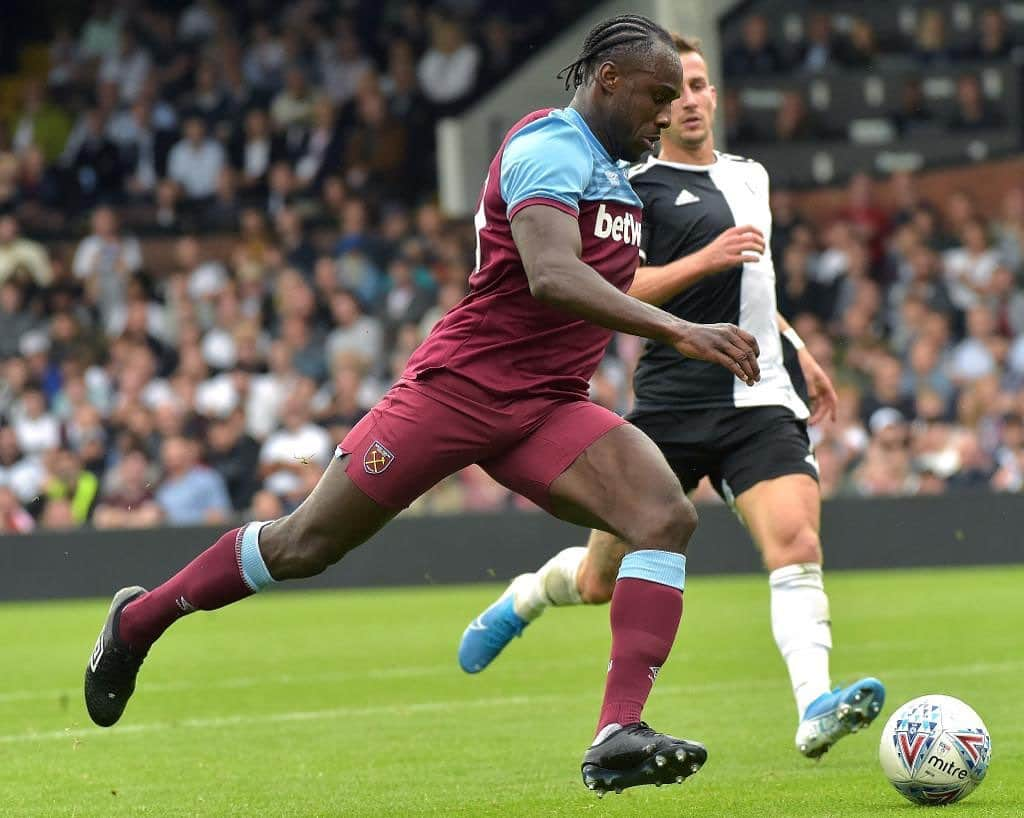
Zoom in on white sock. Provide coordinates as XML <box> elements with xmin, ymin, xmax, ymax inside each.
<box><xmin>769</xmin><ymin>562</ymin><xmax>833</xmax><ymax>718</ymax></box>
<box><xmin>511</xmin><ymin>546</ymin><xmax>586</xmax><ymax>621</ymax></box>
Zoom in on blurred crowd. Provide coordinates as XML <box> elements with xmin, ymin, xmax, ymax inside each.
<box><xmin>723</xmin><ymin>6</ymin><xmax>1018</xmax><ymax>145</ymax></box>
<box><xmin>768</xmin><ymin>172</ymin><xmax>1024</xmax><ymax>504</ymax></box>
<box><xmin>0</xmin><ymin>0</ymin><xmax>588</xmax><ymax>236</ymax></box>
<box><xmin>5</xmin><ymin>167</ymin><xmax>1024</xmax><ymax>532</ymax></box>
<box><xmin>2</xmin><ymin>2</ymin><xmax>1024</xmax><ymax>533</ymax></box>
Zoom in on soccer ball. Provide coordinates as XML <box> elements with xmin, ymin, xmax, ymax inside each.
<box><xmin>879</xmin><ymin>694</ymin><xmax>991</xmax><ymax>806</ymax></box>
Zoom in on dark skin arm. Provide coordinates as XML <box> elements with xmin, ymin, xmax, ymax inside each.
<box><xmin>511</xmin><ymin>203</ymin><xmax>760</xmax><ymax>385</ymax></box>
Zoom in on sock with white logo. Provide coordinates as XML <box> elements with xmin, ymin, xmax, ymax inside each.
<box><xmin>595</xmin><ymin>550</ymin><xmax>685</xmax><ymax>735</ymax></box>
<box><xmin>511</xmin><ymin>546</ymin><xmax>586</xmax><ymax>621</ymax></box>
<box><xmin>119</xmin><ymin>521</ymin><xmax>276</xmax><ymax>653</ymax></box>
<box><xmin>769</xmin><ymin>562</ymin><xmax>832</xmax><ymax>718</ymax></box>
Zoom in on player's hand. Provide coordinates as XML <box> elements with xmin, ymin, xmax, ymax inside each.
<box><xmin>797</xmin><ymin>347</ymin><xmax>838</xmax><ymax>425</ymax></box>
<box><xmin>673</xmin><ymin>322</ymin><xmax>760</xmax><ymax>386</ymax></box>
<box><xmin>698</xmin><ymin>225</ymin><xmax>765</xmax><ymax>274</ymax></box>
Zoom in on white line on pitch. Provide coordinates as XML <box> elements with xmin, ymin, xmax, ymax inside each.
<box><xmin>0</xmin><ymin>693</ymin><xmax>547</xmax><ymax>744</ymax></box>
<box><xmin>2</xmin><ymin>657</ymin><xmax>1022</xmax><ymax>745</ymax></box>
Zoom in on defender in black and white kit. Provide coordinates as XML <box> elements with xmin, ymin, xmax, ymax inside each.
<box><xmin>627</xmin><ymin>150</ymin><xmax>814</xmax><ymax>502</ymax></box>
<box><xmin>459</xmin><ymin>34</ymin><xmax>885</xmax><ymax>762</ymax></box>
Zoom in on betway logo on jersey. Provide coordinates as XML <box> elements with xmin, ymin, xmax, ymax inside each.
<box><xmin>594</xmin><ymin>203</ymin><xmax>642</xmax><ymax>246</ymax></box>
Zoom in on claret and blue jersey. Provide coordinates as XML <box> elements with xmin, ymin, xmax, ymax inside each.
<box><xmin>500</xmin><ymin>107</ymin><xmax>643</xmax><ymax>248</ymax></box>
<box><xmin>405</xmin><ymin>108</ymin><xmax>644</xmax><ymax>400</ymax></box>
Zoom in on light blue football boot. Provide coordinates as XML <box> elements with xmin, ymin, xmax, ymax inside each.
<box><xmin>458</xmin><ymin>575</ymin><xmax>535</xmax><ymax>673</ymax></box>
<box><xmin>796</xmin><ymin>677</ymin><xmax>886</xmax><ymax>758</ymax></box>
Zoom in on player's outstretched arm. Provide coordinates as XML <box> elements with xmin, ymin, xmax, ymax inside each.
<box><xmin>628</xmin><ymin>224</ymin><xmax>765</xmax><ymax>305</ymax></box>
<box><xmin>777</xmin><ymin>312</ymin><xmax>837</xmax><ymax>424</ymax></box>
<box><xmin>512</xmin><ymin>203</ymin><xmax>761</xmax><ymax>385</ymax></box>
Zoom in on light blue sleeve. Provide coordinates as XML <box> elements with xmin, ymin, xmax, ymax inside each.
<box><xmin>500</xmin><ymin>116</ymin><xmax>593</xmax><ymax>219</ymax></box>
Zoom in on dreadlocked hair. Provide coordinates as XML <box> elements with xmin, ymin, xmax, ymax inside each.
<box><xmin>557</xmin><ymin>14</ymin><xmax>674</xmax><ymax>91</ymax></box>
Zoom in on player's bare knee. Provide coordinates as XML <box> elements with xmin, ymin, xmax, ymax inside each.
<box><xmin>769</xmin><ymin>525</ymin><xmax>822</xmax><ymax>569</ymax></box>
<box><xmin>261</xmin><ymin>516</ymin><xmax>344</xmax><ymax>579</ymax></box>
<box><xmin>632</xmin><ymin>494</ymin><xmax>697</xmax><ymax>553</ymax></box>
<box><xmin>577</xmin><ymin>565</ymin><xmax>614</xmax><ymax>604</ymax></box>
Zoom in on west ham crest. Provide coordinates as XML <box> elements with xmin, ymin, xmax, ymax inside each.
<box><xmin>363</xmin><ymin>440</ymin><xmax>395</xmax><ymax>475</ymax></box>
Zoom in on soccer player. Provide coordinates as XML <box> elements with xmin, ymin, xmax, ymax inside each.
<box><xmin>458</xmin><ymin>34</ymin><xmax>885</xmax><ymax>760</ymax></box>
<box><xmin>85</xmin><ymin>16</ymin><xmax>763</xmax><ymax>794</ymax></box>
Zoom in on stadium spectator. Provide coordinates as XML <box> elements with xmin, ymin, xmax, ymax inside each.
<box><xmin>10</xmin><ymin>80</ymin><xmax>71</xmax><ymax>162</ymax></box>
<box><xmin>67</xmin><ymin>402</ymin><xmax>109</xmax><ymax>474</ymax></box>
<box><xmin>183</xmin><ymin>60</ymin><xmax>233</xmax><ymax>135</ymax></box>
<box><xmin>851</xmin><ymin>409</ymin><xmax>914</xmax><ymax>496</ymax></box>
<box><xmin>890</xmin><ymin>77</ymin><xmax>934</xmax><ymax>137</ymax></box>
<box><xmin>0</xmin><ymin>214</ymin><xmax>52</xmax><ymax>287</ymax></box>
<box><xmin>233</xmin><ymin>107</ymin><xmax>276</xmax><ymax>196</ymax></box>
<box><xmin>968</xmin><ymin>7</ymin><xmax>1013</xmax><ymax>61</ymax></box>
<box><xmin>258</xmin><ymin>391</ymin><xmax>331</xmax><ymax>504</ymax></box>
<box><xmin>47</xmin><ymin>25</ymin><xmax>80</xmax><ymax>91</ymax></box>
<box><xmin>0</xmin><ymin>424</ymin><xmax>43</xmax><ymax>507</ymax></box>
<box><xmin>293</xmin><ymin>96</ymin><xmax>343</xmax><ymax>191</ymax></box>
<box><xmin>12</xmin><ymin>387</ymin><xmax>60</xmax><ymax>457</ymax></box>
<box><xmin>902</xmin><ymin>336</ymin><xmax>955</xmax><ymax>404</ymax></box>
<box><xmin>155</xmin><ymin>435</ymin><xmax>232</xmax><ymax>524</ymax></box>
<box><xmin>773</xmin><ymin>90</ymin><xmax>818</xmax><ymax>142</ymax></box>
<box><xmin>942</xmin><ymin>219</ymin><xmax>1003</xmax><ymax>312</ymax></box>
<box><xmin>722</xmin><ymin>87</ymin><xmax>761</xmax><ymax>145</ymax></box>
<box><xmin>98</xmin><ymin>27</ymin><xmax>152</xmax><ymax>105</ymax></box>
<box><xmin>77</xmin><ymin>1</ymin><xmax>122</xmax><ymax>61</ymax></box>
<box><xmin>272</xmin><ymin>67</ymin><xmax>315</xmax><ymax>132</ymax></box>
<box><xmin>243</xmin><ymin>22</ymin><xmax>287</xmax><ymax>95</ymax></box>
<box><xmin>912</xmin><ymin>8</ymin><xmax>954</xmax><ymax>65</ymax></box>
<box><xmin>993</xmin><ymin>187</ymin><xmax>1024</xmax><ymax>272</ymax></box>
<box><xmin>108</xmin><ymin>100</ymin><xmax>160</xmax><ymax>197</ymax></box>
<box><xmin>167</xmin><ymin>117</ymin><xmax>226</xmax><ymax>202</ymax></box>
<box><xmin>178</xmin><ymin>0</ymin><xmax>218</xmax><ymax>45</ymax></box>
<box><xmin>205</xmin><ymin>408</ymin><xmax>261</xmax><ymax>511</ymax></box>
<box><xmin>987</xmin><ymin>265</ymin><xmax>1024</xmax><ymax>338</ymax></box>
<box><xmin>92</xmin><ymin>448</ymin><xmax>163</xmax><ymax>529</ymax></box>
<box><xmin>724</xmin><ymin>13</ymin><xmax>783</xmax><ymax>77</ymax></box>
<box><xmin>837</xmin><ymin>173</ymin><xmax>890</xmax><ymax>268</ymax></box>
<box><xmin>479</xmin><ymin>15</ymin><xmax>515</xmax><ymax>88</ymax></box>
<box><xmin>325</xmin><ymin>288</ymin><xmax>381</xmax><ymax>369</ymax></box>
<box><xmin>0</xmin><ymin>485</ymin><xmax>34</xmax><ymax>533</ymax></box>
<box><xmin>861</xmin><ymin>355</ymin><xmax>915</xmax><ymax>425</ymax></box>
<box><xmin>842</xmin><ymin>18</ymin><xmax>877</xmax><ymax>68</ymax></box>
<box><xmin>417</xmin><ymin>14</ymin><xmax>481</xmax><ymax>107</ymax></box>
<box><xmin>948</xmin><ymin>75</ymin><xmax>1004</xmax><ymax>132</ymax></box>
<box><xmin>246</xmin><ymin>340</ymin><xmax>300</xmax><ymax>440</ymax></box>
<box><xmin>344</xmin><ymin>90</ymin><xmax>408</xmax><ymax>198</ymax></box>
<box><xmin>72</xmin><ymin>206</ymin><xmax>143</xmax><ymax>332</ymax></box>
<box><xmin>795</xmin><ymin>13</ymin><xmax>847</xmax><ymax>74</ymax></box>
<box><xmin>317</xmin><ymin>21</ymin><xmax>373</xmax><ymax>106</ymax></box>
<box><xmin>69</xmin><ymin>108</ymin><xmax>123</xmax><ymax>207</ymax></box>
<box><xmin>949</xmin><ymin>305</ymin><xmax>999</xmax><ymax>385</ymax></box>
<box><xmin>42</xmin><ymin>447</ymin><xmax>100</xmax><ymax>525</ymax></box>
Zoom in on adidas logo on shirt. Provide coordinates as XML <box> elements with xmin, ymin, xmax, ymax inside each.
<box><xmin>675</xmin><ymin>189</ymin><xmax>700</xmax><ymax>206</ymax></box>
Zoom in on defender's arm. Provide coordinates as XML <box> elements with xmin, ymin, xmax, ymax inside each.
<box><xmin>511</xmin><ymin>204</ymin><xmax>761</xmax><ymax>385</ymax></box>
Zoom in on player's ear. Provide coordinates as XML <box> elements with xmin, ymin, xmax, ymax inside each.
<box><xmin>596</xmin><ymin>61</ymin><xmax>619</xmax><ymax>94</ymax></box>
<box><xmin>709</xmin><ymin>83</ymin><xmax>718</xmax><ymax>112</ymax></box>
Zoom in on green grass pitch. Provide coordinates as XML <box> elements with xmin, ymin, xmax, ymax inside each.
<box><xmin>1</xmin><ymin>565</ymin><xmax>1021</xmax><ymax>817</ymax></box>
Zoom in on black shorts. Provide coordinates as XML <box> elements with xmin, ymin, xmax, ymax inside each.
<box><xmin>626</xmin><ymin>405</ymin><xmax>818</xmax><ymax>504</ymax></box>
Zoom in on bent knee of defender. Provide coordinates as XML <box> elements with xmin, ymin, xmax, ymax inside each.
<box><xmin>765</xmin><ymin>525</ymin><xmax>822</xmax><ymax>570</ymax></box>
<box><xmin>577</xmin><ymin>564</ymin><xmax>615</xmax><ymax>604</ymax></box>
